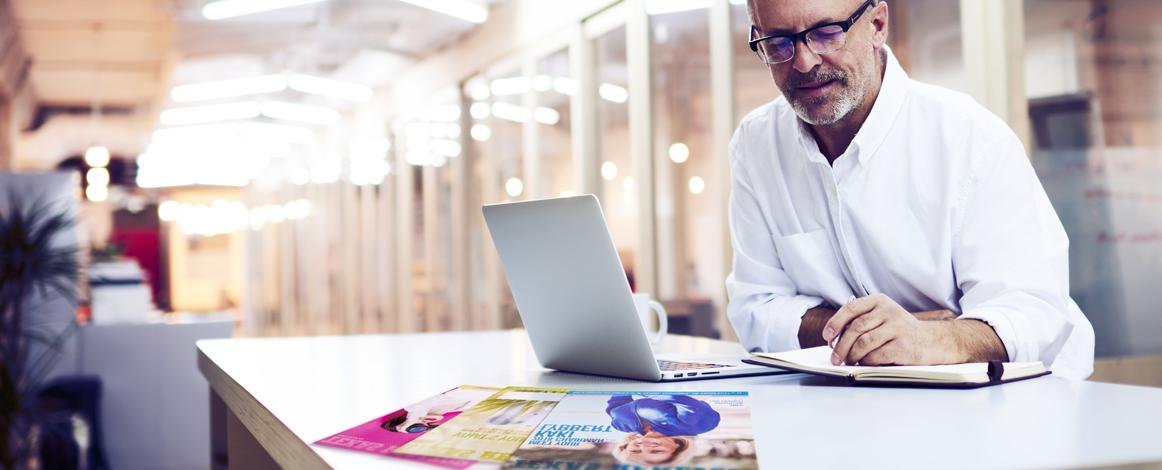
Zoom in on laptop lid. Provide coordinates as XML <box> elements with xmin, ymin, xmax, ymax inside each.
<box><xmin>483</xmin><ymin>195</ymin><xmax>663</xmax><ymax>381</ymax></box>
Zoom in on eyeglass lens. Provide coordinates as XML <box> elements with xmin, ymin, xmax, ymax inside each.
<box><xmin>758</xmin><ymin>24</ymin><xmax>848</xmax><ymax>64</ymax></box>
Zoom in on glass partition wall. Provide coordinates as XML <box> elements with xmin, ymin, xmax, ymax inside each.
<box><xmin>651</xmin><ymin>6</ymin><xmax>721</xmax><ymax>337</ymax></box>
<box><xmin>1024</xmin><ymin>0</ymin><xmax>1162</xmax><ymax>357</ymax></box>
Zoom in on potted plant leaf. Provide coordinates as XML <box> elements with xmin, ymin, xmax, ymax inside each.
<box><xmin>0</xmin><ymin>192</ymin><xmax>80</xmax><ymax>470</ymax></box>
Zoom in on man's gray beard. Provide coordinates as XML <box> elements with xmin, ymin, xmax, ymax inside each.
<box><xmin>789</xmin><ymin>72</ymin><xmax>868</xmax><ymax>126</ymax></box>
<box><xmin>787</xmin><ymin>50</ymin><xmax>876</xmax><ymax>126</ymax></box>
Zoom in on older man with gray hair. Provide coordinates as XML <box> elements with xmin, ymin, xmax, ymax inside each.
<box><xmin>726</xmin><ymin>0</ymin><xmax>1094</xmax><ymax>378</ymax></box>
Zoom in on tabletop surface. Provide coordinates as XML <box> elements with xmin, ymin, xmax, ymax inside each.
<box><xmin>197</xmin><ymin>330</ymin><xmax>1162</xmax><ymax>469</ymax></box>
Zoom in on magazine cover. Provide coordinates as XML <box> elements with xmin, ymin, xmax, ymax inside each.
<box><xmin>503</xmin><ymin>391</ymin><xmax>758</xmax><ymax>470</ymax></box>
<box><xmin>314</xmin><ymin>385</ymin><xmax>501</xmax><ymax>468</ymax></box>
<box><xmin>393</xmin><ymin>387</ymin><xmax>571</xmax><ymax>464</ymax></box>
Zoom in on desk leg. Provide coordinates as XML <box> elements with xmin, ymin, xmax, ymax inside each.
<box><xmin>211</xmin><ymin>392</ymin><xmax>227</xmax><ymax>470</ymax></box>
<box><xmin>210</xmin><ymin>389</ymin><xmax>281</xmax><ymax>470</ymax></box>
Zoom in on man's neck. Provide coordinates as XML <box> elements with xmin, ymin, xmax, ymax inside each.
<box><xmin>806</xmin><ymin>56</ymin><xmax>887</xmax><ymax>165</ymax></box>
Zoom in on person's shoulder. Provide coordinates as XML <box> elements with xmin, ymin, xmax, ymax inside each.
<box><xmin>906</xmin><ymin>80</ymin><xmax>1026</xmax><ymax>176</ymax></box>
<box><xmin>731</xmin><ymin>96</ymin><xmax>791</xmax><ymax>162</ymax></box>
<box><xmin>907</xmin><ymin>80</ymin><xmax>1013</xmax><ymax>140</ymax></box>
<box><xmin>736</xmin><ymin>96</ymin><xmax>789</xmax><ymax>134</ymax></box>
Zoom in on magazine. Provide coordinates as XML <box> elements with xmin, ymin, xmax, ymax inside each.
<box><xmin>314</xmin><ymin>385</ymin><xmax>501</xmax><ymax>468</ymax></box>
<box><xmin>393</xmin><ymin>387</ymin><xmax>571</xmax><ymax>464</ymax></box>
<box><xmin>504</xmin><ymin>391</ymin><xmax>758</xmax><ymax>470</ymax></box>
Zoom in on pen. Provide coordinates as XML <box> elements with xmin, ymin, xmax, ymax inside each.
<box><xmin>829</xmin><ymin>295</ymin><xmax>858</xmax><ymax>351</ymax></box>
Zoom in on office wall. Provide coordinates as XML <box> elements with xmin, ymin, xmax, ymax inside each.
<box><xmin>1025</xmin><ymin>0</ymin><xmax>1162</xmax><ymax>356</ymax></box>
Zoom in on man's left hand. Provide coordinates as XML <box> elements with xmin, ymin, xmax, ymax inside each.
<box><xmin>822</xmin><ymin>294</ymin><xmax>965</xmax><ymax>366</ymax></box>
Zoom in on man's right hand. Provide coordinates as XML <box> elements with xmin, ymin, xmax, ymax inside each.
<box><xmin>798</xmin><ymin>305</ymin><xmax>955</xmax><ymax>348</ymax></box>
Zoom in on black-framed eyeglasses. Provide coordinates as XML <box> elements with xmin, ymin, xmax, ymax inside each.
<box><xmin>748</xmin><ymin>0</ymin><xmax>874</xmax><ymax>65</ymax></box>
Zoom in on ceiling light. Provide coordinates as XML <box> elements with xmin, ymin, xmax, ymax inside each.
<box><xmin>84</xmin><ymin>146</ymin><xmax>111</xmax><ymax>167</ymax></box>
<box><xmin>171</xmin><ymin>75</ymin><xmax>287</xmax><ymax>102</ymax></box>
<box><xmin>288</xmin><ymin>74</ymin><xmax>373</xmax><ymax>102</ymax></box>
<box><xmin>153</xmin><ymin>121</ymin><xmax>315</xmax><ymax>145</ymax></box>
<box><xmin>533</xmin><ymin>107</ymin><xmax>560</xmax><ymax>125</ymax></box>
<box><xmin>599</xmin><ymin>83</ymin><xmax>629</xmax><ymax>104</ymax></box>
<box><xmin>469</xmin><ymin>83</ymin><xmax>490</xmax><ymax>101</ymax></box>
<box><xmin>470</xmin><ymin>102</ymin><xmax>491</xmax><ymax>119</ymax></box>
<box><xmin>601</xmin><ymin>161</ymin><xmax>618</xmax><ymax>181</ymax></box>
<box><xmin>85</xmin><ymin>184</ymin><xmax>108</xmax><ymax>202</ymax></box>
<box><xmin>158</xmin><ymin>201</ymin><xmax>180</xmax><ymax>222</ymax></box>
<box><xmin>161</xmin><ymin>102</ymin><xmax>261</xmax><ymax>126</ymax></box>
<box><xmin>533</xmin><ymin>75</ymin><xmax>553</xmax><ymax>92</ymax></box>
<box><xmin>203</xmin><ymin>0</ymin><xmax>328</xmax><ymax>20</ymax></box>
<box><xmin>470</xmin><ymin>124</ymin><xmax>491</xmax><ymax>141</ymax></box>
<box><xmin>86</xmin><ymin>167</ymin><xmax>110</xmax><ymax>186</ymax></box>
<box><xmin>553</xmin><ymin>77</ymin><xmax>579</xmax><ymax>96</ymax></box>
<box><xmin>490</xmin><ymin>102</ymin><xmax>530</xmax><ymax>123</ymax></box>
<box><xmin>425</xmin><ymin>104</ymin><xmax>462</xmax><ymax>122</ymax></box>
<box><xmin>397</xmin><ymin>0</ymin><xmax>489</xmax><ymax>24</ymax></box>
<box><xmin>669</xmin><ymin>142</ymin><xmax>690</xmax><ymax>163</ymax></box>
<box><xmin>261</xmin><ymin>101</ymin><xmax>341</xmax><ymax>125</ymax></box>
<box><xmin>505</xmin><ymin>177</ymin><xmax>524</xmax><ymax>197</ymax></box>
<box><xmin>431</xmin><ymin>139</ymin><xmax>462</xmax><ymax>158</ymax></box>
<box><xmin>490</xmin><ymin>77</ymin><xmax>529</xmax><ymax>96</ymax></box>
<box><xmin>645</xmin><ymin>0</ymin><xmax>712</xmax><ymax>15</ymax></box>
<box><xmin>688</xmin><ymin>176</ymin><xmax>706</xmax><ymax>195</ymax></box>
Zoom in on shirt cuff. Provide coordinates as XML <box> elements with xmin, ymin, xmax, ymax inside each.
<box><xmin>956</xmin><ymin>308</ymin><xmax>1020</xmax><ymax>362</ymax></box>
<box><xmin>764</xmin><ymin>295</ymin><xmax>825</xmax><ymax>353</ymax></box>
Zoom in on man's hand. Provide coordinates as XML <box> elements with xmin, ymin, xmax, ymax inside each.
<box><xmin>821</xmin><ymin>294</ymin><xmax>1006</xmax><ymax>366</ymax></box>
<box><xmin>798</xmin><ymin>305</ymin><xmax>955</xmax><ymax>348</ymax></box>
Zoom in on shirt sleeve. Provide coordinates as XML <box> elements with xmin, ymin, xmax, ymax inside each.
<box><xmin>953</xmin><ymin>131</ymin><xmax>1079</xmax><ymax>367</ymax></box>
<box><xmin>725</xmin><ymin>132</ymin><xmax>825</xmax><ymax>353</ymax></box>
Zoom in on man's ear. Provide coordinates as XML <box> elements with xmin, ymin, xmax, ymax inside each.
<box><xmin>870</xmin><ymin>1</ymin><xmax>890</xmax><ymax>49</ymax></box>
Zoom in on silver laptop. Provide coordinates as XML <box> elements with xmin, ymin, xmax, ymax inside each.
<box><xmin>483</xmin><ymin>195</ymin><xmax>787</xmax><ymax>382</ymax></box>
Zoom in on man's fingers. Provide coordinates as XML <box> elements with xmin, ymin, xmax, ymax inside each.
<box><xmin>830</xmin><ymin>310</ymin><xmax>885</xmax><ymax>365</ymax></box>
<box><xmin>845</xmin><ymin>326</ymin><xmax>896</xmax><ymax>366</ymax></box>
<box><xmin>859</xmin><ymin>339</ymin><xmax>901</xmax><ymax>366</ymax></box>
<box><xmin>823</xmin><ymin>295</ymin><xmax>882</xmax><ymax>344</ymax></box>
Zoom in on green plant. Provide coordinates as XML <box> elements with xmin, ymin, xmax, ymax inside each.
<box><xmin>0</xmin><ymin>192</ymin><xmax>80</xmax><ymax>470</ymax></box>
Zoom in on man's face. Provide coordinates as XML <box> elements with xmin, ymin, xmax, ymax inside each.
<box><xmin>749</xmin><ymin>0</ymin><xmax>884</xmax><ymax>125</ymax></box>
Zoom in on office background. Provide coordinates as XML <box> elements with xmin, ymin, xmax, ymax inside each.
<box><xmin>0</xmin><ymin>0</ymin><xmax>1159</xmax><ymax>356</ymax></box>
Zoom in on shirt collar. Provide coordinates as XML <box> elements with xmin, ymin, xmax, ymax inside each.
<box><xmin>852</xmin><ymin>45</ymin><xmax>909</xmax><ymax>166</ymax></box>
<box><xmin>791</xmin><ymin>45</ymin><xmax>911</xmax><ymax>167</ymax></box>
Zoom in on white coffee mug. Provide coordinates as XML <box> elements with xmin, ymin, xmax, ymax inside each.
<box><xmin>632</xmin><ymin>293</ymin><xmax>668</xmax><ymax>344</ymax></box>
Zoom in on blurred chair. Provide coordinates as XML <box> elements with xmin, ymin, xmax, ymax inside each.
<box><xmin>38</xmin><ymin>376</ymin><xmax>109</xmax><ymax>470</ymax></box>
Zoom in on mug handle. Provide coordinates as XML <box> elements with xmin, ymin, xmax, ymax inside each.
<box><xmin>647</xmin><ymin>300</ymin><xmax>668</xmax><ymax>343</ymax></box>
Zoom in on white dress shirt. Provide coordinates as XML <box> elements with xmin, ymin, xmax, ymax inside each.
<box><xmin>725</xmin><ymin>48</ymin><xmax>1095</xmax><ymax>379</ymax></box>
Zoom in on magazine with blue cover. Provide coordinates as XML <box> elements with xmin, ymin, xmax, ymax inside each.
<box><xmin>504</xmin><ymin>391</ymin><xmax>758</xmax><ymax>470</ymax></box>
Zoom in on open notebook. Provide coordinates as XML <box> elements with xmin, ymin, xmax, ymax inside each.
<box><xmin>743</xmin><ymin>346</ymin><xmax>1050</xmax><ymax>388</ymax></box>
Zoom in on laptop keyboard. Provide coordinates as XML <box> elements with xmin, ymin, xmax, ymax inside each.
<box><xmin>657</xmin><ymin>360</ymin><xmax>735</xmax><ymax>371</ymax></box>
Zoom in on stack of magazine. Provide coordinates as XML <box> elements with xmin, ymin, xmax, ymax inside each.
<box><xmin>316</xmin><ymin>386</ymin><xmax>759</xmax><ymax>469</ymax></box>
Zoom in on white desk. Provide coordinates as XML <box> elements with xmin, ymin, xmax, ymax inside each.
<box><xmin>197</xmin><ymin>331</ymin><xmax>1162</xmax><ymax>469</ymax></box>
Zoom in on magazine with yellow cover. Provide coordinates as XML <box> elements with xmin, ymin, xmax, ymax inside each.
<box><xmin>392</xmin><ymin>386</ymin><xmax>570</xmax><ymax>464</ymax></box>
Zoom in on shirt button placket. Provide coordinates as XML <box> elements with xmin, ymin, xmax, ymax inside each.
<box><xmin>827</xmin><ymin>173</ymin><xmax>870</xmax><ymax>297</ymax></box>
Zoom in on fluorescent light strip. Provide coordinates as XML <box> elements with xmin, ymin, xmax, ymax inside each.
<box><xmin>599</xmin><ymin>83</ymin><xmax>629</xmax><ymax>104</ymax></box>
<box><xmin>645</xmin><ymin>0</ymin><xmax>712</xmax><ymax>15</ymax></box>
<box><xmin>203</xmin><ymin>0</ymin><xmax>328</xmax><ymax>20</ymax></box>
<box><xmin>287</xmin><ymin>74</ymin><xmax>373</xmax><ymax>102</ymax></box>
<box><xmin>152</xmin><ymin>122</ymin><xmax>314</xmax><ymax>145</ymax></box>
<box><xmin>261</xmin><ymin>101</ymin><xmax>341</xmax><ymax>125</ymax></box>
<box><xmin>171</xmin><ymin>75</ymin><xmax>287</xmax><ymax>102</ymax></box>
<box><xmin>160</xmin><ymin>102</ymin><xmax>261</xmax><ymax>126</ymax></box>
<box><xmin>396</xmin><ymin>0</ymin><xmax>489</xmax><ymax>24</ymax></box>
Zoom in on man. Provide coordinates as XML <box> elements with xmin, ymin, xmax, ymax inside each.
<box><xmin>725</xmin><ymin>0</ymin><xmax>1094</xmax><ymax>378</ymax></box>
